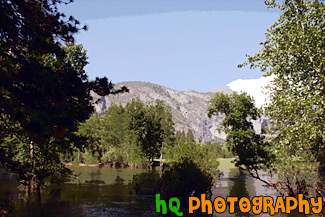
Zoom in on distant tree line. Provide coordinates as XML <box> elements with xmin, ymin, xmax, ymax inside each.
<box><xmin>70</xmin><ymin>99</ymin><xmax>225</xmax><ymax>171</ymax></box>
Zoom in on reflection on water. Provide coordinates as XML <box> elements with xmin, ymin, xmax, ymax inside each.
<box><xmin>0</xmin><ymin>167</ymin><xmax>324</xmax><ymax>217</ymax></box>
<box><xmin>214</xmin><ymin>169</ymin><xmax>273</xmax><ymax>217</ymax></box>
<box><xmin>114</xmin><ymin>175</ymin><xmax>125</xmax><ymax>185</ymax></box>
<box><xmin>214</xmin><ymin>169</ymin><xmax>324</xmax><ymax>217</ymax></box>
<box><xmin>228</xmin><ymin>170</ymin><xmax>252</xmax><ymax>217</ymax></box>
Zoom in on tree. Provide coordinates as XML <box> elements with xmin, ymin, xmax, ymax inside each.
<box><xmin>158</xmin><ymin>158</ymin><xmax>213</xmax><ymax>205</ymax></box>
<box><xmin>207</xmin><ymin>92</ymin><xmax>273</xmax><ymax>173</ymax></box>
<box><xmin>164</xmin><ymin>139</ymin><xmax>220</xmax><ymax>176</ymax></box>
<box><xmin>76</xmin><ymin>112</ymin><xmax>102</xmax><ymax>163</ymax></box>
<box><xmin>150</xmin><ymin>100</ymin><xmax>175</xmax><ymax>166</ymax></box>
<box><xmin>0</xmin><ymin>42</ymin><xmax>98</xmax><ymax>195</ymax></box>
<box><xmin>1</xmin><ymin>0</ymin><xmax>88</xmax><ymax>144</ymax></box>
<box><xmin>0</xmin><ymin>0</ymin><xmax>127</xmax><ymax>194</ymax></box>
<box><xmin>161</xmin><ymin>140</ymin><xmax>219</xmax><ymax>205</ymax></box>
<box><xmin>186</xmin><ymin>129</ymin><xmax>195</xmax><ymax>142</ymax></box>
<box><xmin>78</xmin><ymin>99</ymin><xmax>175</xmax><ymax>167</ymax></box>
<box><xmin>124</xmin><ymin>99</ymin><xmax>175</xmax><ymax>163</ymax></box>
<box><xmin>240</xmin><ymin>0</ymin><xmax>324</xmax><ymax>197</ymax></box>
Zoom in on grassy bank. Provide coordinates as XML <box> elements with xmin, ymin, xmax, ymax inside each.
<box><xmin>217</xmin><ymin>158</ymin><xmax>236</xmax><ymax>169</ymax></box>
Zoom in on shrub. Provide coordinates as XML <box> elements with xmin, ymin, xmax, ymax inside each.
<box><xmin>158</xmin><ymin>158</ymin><xmax>213</xmax><ymax>203</ymax></box>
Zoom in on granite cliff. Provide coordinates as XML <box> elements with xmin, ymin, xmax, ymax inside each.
<box><xmin>92</xmin><ymin>81</ymin><xmax>268</xmax><ymax>143</ymax></box>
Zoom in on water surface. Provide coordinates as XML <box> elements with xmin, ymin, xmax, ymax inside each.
<box><xmin>0</xmin><ymin>166</ymin><xmax>323</xmax><ymax>217</ymax></box>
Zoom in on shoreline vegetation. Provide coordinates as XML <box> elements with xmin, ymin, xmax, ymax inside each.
<box><xmin>64</xmin><ymin>158</ymin><xmax>236</xmax><ymax>170</ymax></box>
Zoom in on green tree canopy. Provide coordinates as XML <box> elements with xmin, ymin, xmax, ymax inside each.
<box><xmin>207</xmin><ymin>92</ymin><xmax>272</xmax><ymax>170</ymax></box>
<box><xmin>0</xmin><ymin>0</ymin><xmax>127</xmax><ymax>193</ymax></box>
<box><xmin>0</xmin><ymin>43</ymin><xmax>93</xmax><ymax>193</ymax></box>
<box><xmin>1</xmin><ymin>0</ymin><xmax>88</xmax><ymax>143</ymax></box>
<box><xmin>240</xmin><ymin>0</ymin><xmax>324</xmax><ymax>197</ymax></box>
<box><xmin>77</xmin><ymin>99</ymin><xmax>175</xmax><ymax>167</ymax></box>
<box><xmin>124</xmin><ymin>99</ymin><xmax>175</xmax><ymax>163</ymax></box>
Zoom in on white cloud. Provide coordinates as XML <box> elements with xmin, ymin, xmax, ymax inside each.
<box><xmin>227</xmin><ymin>76</ymin><xmax>274</xmax><ymax>108</ymax></box>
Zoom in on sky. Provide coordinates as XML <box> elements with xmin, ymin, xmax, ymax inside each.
<box><xmin>59</xmin><ymin>0</ymin><xmax>281</xmax><ymax>107</ymax></box>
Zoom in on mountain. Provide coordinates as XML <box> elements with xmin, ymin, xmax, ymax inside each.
<box><xmin>91</xmin><ymin>81</ymin><xmax>268</xmax><ymax>143</ymax></box>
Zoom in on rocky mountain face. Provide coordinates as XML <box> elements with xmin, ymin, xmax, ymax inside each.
<box><xmin>91</xmin><ymin>81</ymin><xmax>268</xmax><ymax>143</ymax></box>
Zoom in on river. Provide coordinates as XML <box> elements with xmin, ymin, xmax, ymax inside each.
<box><xmin>0</xmin><ymin>166</ymin><xmax>323</xmax><ymax>217</ymax></box>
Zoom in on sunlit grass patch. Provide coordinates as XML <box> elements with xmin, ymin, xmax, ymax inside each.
<box><xmin>217</xmin><ymin>158</ymin><xmax>236</xmax><ymax>169</ymax></box>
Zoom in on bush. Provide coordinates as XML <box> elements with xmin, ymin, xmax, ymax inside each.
<box><xmin>84</xmin><ymin>152</ymin><xmax>97</xmax><ymax>164</ymax></box>
<box><xmin>164</xmin><ymin>139</ymin><xmax>220</xmax><ymax>177</ymax></box>
<box><xmin>158</xmin><ymin>158</ymin><xmax>213</xmax><ymax>203</ymax></box>
<box><xmin>72</xmin><ymin>151</ymin><xmax>79</xmax><ymax>165</ymax></box>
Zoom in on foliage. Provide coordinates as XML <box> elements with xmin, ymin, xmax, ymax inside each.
<box><xmin>77</xmin><ymin>99</ymin><xmax>175</xmax><ymax>166</ymax></box>
<box><xmin>0</xmin><ymin>0</ymin><xmax>128</xmax><ymax>194</ymax></box>
<box><xmin>175</xmin><ymin>130</ymin><xmax>186</xmax><ymax>140</ymax></box>
<box><xmin>208</xmin><ymin>136</ymin><xmax>226</xmax><ymax>146</ymax></box>
<box><xmin>220</xmin><ymin>147</ymin><xmax>234</xmax><ymax>158</ymax></box>
<box><xmin>0</xmin><ymin>0</ymin><xmax>80</xmax><ymax>191</ymax></box>
<box><xmin>207</xmin><ymin>92</ymin><xmax>273</xmax><ymax>170</ymax></box>
<box><xmin>1</xmin><ymin>0</ymin><xmax>88</xmax><ymax>144</ymax></box>
<box><xmin>206</xmin><ymin>136</ymin><xmax>234</xmax><ymax>158</ymax></box>
<box><xmin>175</xmin><ymin>129</ymin><xmax>195</xmax><ymax>142</ymax></box>
<box><xmin>205</xmin><ymin>140</ymin><xmax>223</xmax><ymax>157</ymax></box>
<box><xmin>186</xmin><ymin>129</ymin><xmax>195</xmax><ymax>142</ymax></box>
<box><xmin>83</xmin><ymin>152</ymin><xmax>98</xmax><ymax>165</ymax></box>
<box><xmin>121</xmin><ymin>99</ymin><xmax>175</xmax><ymax>164</ymax></box>
<box><xmin>203</xmin><ymin>141</ymin><xmax>226</xmax><ymax>162</ymax></box>
<box><xmin>240</xmin><ymin>0</ymin><xmax>324</xmax><ymax>197</ymax></box>
<box><xmin>165</xmin><ymin>138</ymin><xmax>220</xmax><ymax>177</ymax></box>
<box><xmin>76</xmin><ymin>112</ymin><xmax>102</xmax><ymax>162</ymax></box>
<box><xmin>125</xmin><ymin>99</ymin><xmax>160</xmax><ymax>162</ymax></box>
<box><xmin>158</xmin><ymin>158</ymin><xmax>213</xmax><ymax>204</ymax></box>
<box><xmin>0</xmin><ymin>43</ymin><xmax>94</xmax><ymax>192</ymax></box>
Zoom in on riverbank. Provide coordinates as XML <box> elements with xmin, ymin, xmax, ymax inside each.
<box><xmin>65</xmin><ymin>163</ymin><xmax>100</xmax><ymax>167</ymax></box>
<box><xmin>65</xmin><ymin>162</ymin><xmax>153</xmax><ymax>169</ymax></box>
<box><xmin>65</xmin><ymin>158</ymin><xmax>236</xmax><ymax>169</ymax></box>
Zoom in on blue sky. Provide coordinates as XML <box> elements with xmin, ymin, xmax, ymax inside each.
<box><xmin>60</xmin><ymin>0</ymin><xmax>280</xmax><ymax>102</ymax></box>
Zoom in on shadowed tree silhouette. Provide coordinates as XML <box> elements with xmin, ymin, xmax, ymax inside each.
<box><xmin>0</xmin><ymin>0</ymin><xmax>128</xmax><ymax>197</ymax></box>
